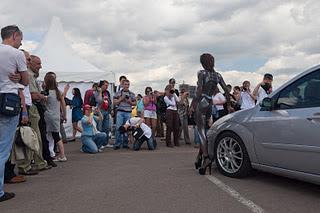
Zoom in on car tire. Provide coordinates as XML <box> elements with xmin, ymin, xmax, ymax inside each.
<box><xmin>214</xmin><ymin>132</ymin><xmax>252</xmax><ymax>178</ymax></box>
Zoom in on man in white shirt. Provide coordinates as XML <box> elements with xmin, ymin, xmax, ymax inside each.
<box><xmin>240</xmin><ymin>81</ymin><xmax>256</xmax><ymax>110</ymax></box>
<box><xmin>0</xmin><ymin>25</ymin><xmax>29</xmax><ymax>202</ymax></box>
<box><xmin>253</xmin><ymin>73</ymin><xmax>273</xmax><ymax>105</ymax></box>
<box><xmin>119</xmin><ymin>117</ymin><xmax>155</xmax><ymax>151</ymax></box>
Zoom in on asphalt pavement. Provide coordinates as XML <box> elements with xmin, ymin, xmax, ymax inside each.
<box><xmin>1</xmin><ymin>138</ymin><xmax>320</xmax><ymax>213</ymax></box>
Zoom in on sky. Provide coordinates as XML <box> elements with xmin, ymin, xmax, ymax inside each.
<box><xmin>1</xmin><ymin>0</ymin><xmax>320</xmax><ymax>94</ymax></box>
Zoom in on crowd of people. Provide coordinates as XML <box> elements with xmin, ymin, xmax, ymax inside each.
<box><xmin>0</xmin><ymin>25</ymin><xmax>274</xmax><ymax>202</ymax></box>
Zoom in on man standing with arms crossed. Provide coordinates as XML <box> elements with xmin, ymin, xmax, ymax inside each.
<box><xmin>0</xmin><ymin>25</ymin><xmax>29</xmax><ymax>202</ymax></box>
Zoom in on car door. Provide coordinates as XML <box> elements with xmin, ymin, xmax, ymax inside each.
<box><xmin>249</xmin><ymin>69</ymin><xmax>320</xmax><ymax>174</ymax></box>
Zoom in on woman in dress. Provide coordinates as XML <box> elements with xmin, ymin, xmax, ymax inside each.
<box><xmin>44</xmin><ymin>74</ymin><xmax>67</xmax><ymax>162</ymax></box>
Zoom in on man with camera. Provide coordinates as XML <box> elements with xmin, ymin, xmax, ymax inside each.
<box><xmin>253</xmin><ymin>73</ymin><xmax>273</xmax><ymax>104</ymax></box>
<box><xmin>113</xmin><ymin>79</ymin><xmax>136</xmax><ymax>149</ymax></box>
<box><xmin>240</xmin><ymin>81</ymin><xmax>256</xmax><ymax>110</ymax></box>
<box><xmin>94</xmin><ymin>80</ymin><xmax>112</xmax><ymax>146</ymax></box>
<box><xmin>119</xmin><ymin>117</ymin><xmax>155</xmax><ymax>151</ymax></box>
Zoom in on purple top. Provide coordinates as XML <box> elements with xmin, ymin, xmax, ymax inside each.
<box><xmin>144</xmin><ymin>96</ymin><xmax>157</xmax><ymax>111</ymax></box>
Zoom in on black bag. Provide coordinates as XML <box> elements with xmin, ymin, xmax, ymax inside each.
<box><xmin>0</xmin><ymin>93</ymin><xmax>21</xmax><ymax>116</ymax></box>
<box><xmin>188</xmin><ymin>113</ymin><xmax>196</xmax><ymax>126</ymax></box>
<box><xmin>89</xmin><ymin>95</ymin><xmax>97</xmax><ymax>107</ymax></box>
<box><xmin>132</xmin><ymin>127</ymin><xmax>144</xmax><ymax>140</ymax></box>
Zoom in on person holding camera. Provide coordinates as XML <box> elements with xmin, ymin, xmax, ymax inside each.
<box><xmin>240</xmin><ymin>81</ymin><xmax>255</xmax><ymax>110</ymax></box>
<box><xmin>177</xmin><ymin>88</ymin><xmax>191</xmax><ymax>145</ymax></box>
<box><xmin>143</xmin><ymin>87</ymin><xmax>157</xmax><ymax>142</ymax></box>
<box><xmin>164</xmin><ymin>84</ymin><xmax>180</xmax><ymax>147</ymax></box>
<box><xmin>94</xmin><ymin>80</ymin><xmax>112</xmax><ymax>146</ymax></box>
<box><xmin>253</xmin><ymin>73</ymin><xmax>273</xmax><ymax>104</ymax></box>
<box><xmin>80</xmin><ymin>105</ymin><xmax>107</xmax><ymax>153</ymax></box>
<box><xmin>113</xmin><ymin>79</ymin><xmax>136</xmax><ymax>149</ymax></box>
<box><xmin>119</xmin><ymin>117</ymin><xmax>155</xmax><ymax>151</ymax></box>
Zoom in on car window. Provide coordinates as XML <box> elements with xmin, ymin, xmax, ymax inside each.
<box><xmin>276</xmin><ymin>69</ymin><xmax>320</xmax><ymax>109</ymax></box>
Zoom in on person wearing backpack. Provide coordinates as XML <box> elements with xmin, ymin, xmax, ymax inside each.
<box><xmin>84</xmin><ymin>83</ymin><xmax>98</xmax><ymax>106</ymax></box>
<box><xmin>155</xmin><ymin>90</ymin><xmax>166</xmax><ymax>137</ymax></box>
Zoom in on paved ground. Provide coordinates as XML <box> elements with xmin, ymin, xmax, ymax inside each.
<box><xmin>1</xmin><ymin>138</ymin><xmax>320</xmax><ymax>213</ymax></box>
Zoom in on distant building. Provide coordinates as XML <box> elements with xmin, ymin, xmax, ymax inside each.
<box><xmin>179</xmin><ymin>83</ymin><xmax>196</xmax><ymax>98</ymax></box>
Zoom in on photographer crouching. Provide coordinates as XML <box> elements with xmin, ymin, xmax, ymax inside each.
<box><xmin>119</xmin><ymin>117</ymin><xmax>155</xmax><ymax>151</ymax></box>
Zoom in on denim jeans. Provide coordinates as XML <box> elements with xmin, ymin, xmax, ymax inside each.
<box><xmin>99</xmin><ymin>110</ymin><xmax>110</xmax><ymax>146</ymax></box>
<box><xmin>115</xmin><ymin>111</ymin><xmax>131</xmax><ymax>148</ymax></box>
<box><xmin>193</xmin><ymin>126</ymin><xmax>201</xmax><ymax>145</ymax></box>
<box><xmin>0</xmin><ymin>114</ymin><xmax>19</xmax><ymax>197</ymax></box>
<box><xmin>133</xmin><ymin>136</ymin><xmax>154</xmax><ymax>151</ymax></box>
<box><xmin>81</xmin><ymin>132</ymin><xmax>107</xmax><ymax>153</ymax></box>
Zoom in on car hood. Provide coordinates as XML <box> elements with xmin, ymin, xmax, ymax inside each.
<box><xmin>212</xmin><ymin>106</ymin><xmax>257</xmax><ymax>127</ymax></box>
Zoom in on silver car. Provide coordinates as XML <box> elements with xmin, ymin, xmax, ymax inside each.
<box><xmin>207</xmin><ymin>65</ymin><xmax>320</xmax><ymax>184</ymax></box>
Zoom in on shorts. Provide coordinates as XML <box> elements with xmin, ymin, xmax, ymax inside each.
<box><xmin>51</xmin><ymin>132</ymin><xmax>61</xmax><ymax>143</ymax></box>
<box><xmin>144</xmin><ymin>110</ymin><xmax>157</xmax><ymax>119</ymax></box>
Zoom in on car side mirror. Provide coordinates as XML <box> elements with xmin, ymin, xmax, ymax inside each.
<box><xmin>260</xmin><ymin>97</ymin><xmax>273</xmax><ymax>111</ymax></box>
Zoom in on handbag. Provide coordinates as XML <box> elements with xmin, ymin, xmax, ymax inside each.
<box><xmin>188</xmin><ymin>113</ymin><xmax>196</xmax><ymax>126</ymax></box>
<box><xmin>0</xmin><ymin>93</ymin><xmax>21</xmax><ymax>116</ymax></box>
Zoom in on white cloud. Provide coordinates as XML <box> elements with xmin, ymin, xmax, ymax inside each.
<box><xmin>1</xmin><ymin>0</ymin><xmax>320</xmax><ymax>94</ymax></box>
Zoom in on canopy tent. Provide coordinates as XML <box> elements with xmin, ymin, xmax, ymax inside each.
<box><xmin>33</xmin><ymin>17</ymin><xmax>114</xmax><ymax>139</ymax></box>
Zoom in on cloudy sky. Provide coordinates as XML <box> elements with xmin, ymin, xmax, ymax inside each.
<box><xmin>1</xmin><ymin>0</ymin><xmax>320</xmax><ymax>93</ymax></box>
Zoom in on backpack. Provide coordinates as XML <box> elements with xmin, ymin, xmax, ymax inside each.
<box><xmin>156</xmin><ymin>96</ymin><xmax>167</xmax><ymax>114</ymax></box>
<box><xmin>89</xmin><ymin>95</ymin><xmax>96</xmax><ymax>107</ymax></box>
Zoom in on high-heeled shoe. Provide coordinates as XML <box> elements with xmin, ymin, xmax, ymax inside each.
<box><xmin>194</xmin><ymin>154</ymin><xmax>202</xmax><ymax>170</ymax></box>
<box><xmin>198</xmin><ymin>156</ymin><xmax>212</xmax><ymax>175</ymax></box>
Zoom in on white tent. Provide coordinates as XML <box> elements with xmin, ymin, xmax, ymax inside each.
<box><xmin>34</xmin><ymin>17</ymin><xmax>114</xmax><ymax>139</ymax></box>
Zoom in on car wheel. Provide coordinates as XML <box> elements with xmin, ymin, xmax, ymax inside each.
<box><xmin>214</xmin><ymin>132</ymin><xmax>252</xmax><ymax>178</ymax></box>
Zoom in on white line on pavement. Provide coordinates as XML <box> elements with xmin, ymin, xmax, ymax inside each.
<box><xmin>206</xmin><ymin>175</ymin><xmax>266</xmax><ymax>213</ymax></box>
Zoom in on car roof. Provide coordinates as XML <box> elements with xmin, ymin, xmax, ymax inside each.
<box><xmin>270</xmin><ymin>64</ymin><xmax>320</xmax><ymax>97</ymax></box>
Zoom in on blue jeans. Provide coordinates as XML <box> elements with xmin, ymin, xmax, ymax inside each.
<box><xmin>81</xmin><ymin>132</ymin><xmax>107</xmax><ymax>153</ymax></box>
<box><xmin>0</xmin><ymin>114</ymin><xmax>19</xmax><ymax>197</ymax></box>
<box><xmin>133</xmin><ymin>136</ymin><xmax>154</xmax><ymax>151</ymax></box>
<box><xmin>115</xmin><ymin>111</ymin><xmax>131</xmax><ymax>148</ymax></box>
<box><xmin>99</xmin><ymin>110</ymin><xmax>110</xmax><ymax>146</ymax></box>
<box><xmin>193</xmin><ymin>126</ymin><xmax>201</xmax><ymax>145</ymax></box>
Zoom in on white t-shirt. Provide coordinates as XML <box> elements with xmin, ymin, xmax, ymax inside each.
<box><xmin>240</xmin><ymin>91</ymin><xmax>255</xmax><ymax>110</ymax></box>
<box><xmin>212</xmin><ymin>92</ymin><xmax>226</xmax><ymax>111</ymax></box>
<box><xmin>126</xmin><ymin>117</ymin><xmax>152</xmax><ymax>139</ymax></box>
<box><xmin>164</xmin><ymin>94</ymin><xmax>180</xmax><ymax>111</ymax></box>
<box><xmin>0</xmin><ymin>44</ymin><xmax>27</xmax><ymax>94</ymax></box>
<box><xmin>256</xmin><ymin>87</ymin><xmax>268</xmax><ymax>105</ymax></box>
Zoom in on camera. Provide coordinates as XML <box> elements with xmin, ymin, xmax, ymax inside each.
<box><xmin>125</xmin><ymin>95</ymin><xmax>130</xmax><ymax>99</ymax></box>
<box><xmin>41</xmin><ymin>90</ymin><xmax>49</xmax><ymax>96</ymax></box>
<box><xmin>170</xmin><ymin>90</ymin><xmax>175</xmax><ymax>94</ymax></box>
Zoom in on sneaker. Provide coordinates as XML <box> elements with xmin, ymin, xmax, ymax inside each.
<box><xmin>80</xmin><ymin>148</ymin><xmax>84</xmax><ymax>153</ymax></box>
<box><xmin>100</xmin><ymin>145</ymin><xmax>106</xmax><ymax>149</ymax></box>
<box><xmin>47</xmin><ymin>159</ymin><xmax>57</xmax><ymax>167</ymax></box>
<box><xmin>58</xmin><ymin>156</ymin><xmax>67</xmax><ymax>162</ymax></box>
<box><xmin>106</xmin><ymin>144</ymin><xmax>114</xmax><ymax>148</ymax></box>
<box><xmin>0</xmin><ymin>192</ymin><xmax>15</xmax><ymax>202</ymax></box>
<box><xmin>98</xmin><ymin>148</ymin><xmax>104</xmax><ymax>153</ymax></box>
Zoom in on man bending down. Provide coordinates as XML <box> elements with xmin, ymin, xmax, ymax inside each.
<box><xmin>119</xmin><ymin>117</ymin><xmax>156</xmax><ymax>151</ymax></box>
